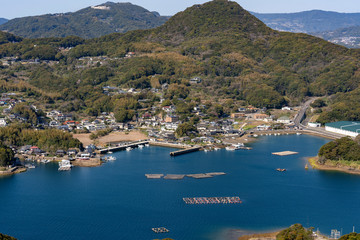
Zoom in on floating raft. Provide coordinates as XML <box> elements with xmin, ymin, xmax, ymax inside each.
<box><xmin>183</xmin><ymin>196</ymin><xmax>242</xmax><ymax>205</ymax></box>
<box><xmin>164</xmin><ymin>174</ymin><xmax>185</xmax><ymax>180</ymax></box>
<box><xmin>58</xmin><ymin>166</ymin><xmax>71</xmax><ymax>171</ymax></box>
<box><xmin>152</xmin><ymin>227</ymin><xmax>169</xmax><ymax>233</ymax></box>
<box><xmin>145</xmin><ymin>174</ymin><xmax>164</xmax><ymax>179</ymax></box>
<box><xmin>272</xmin><ymin>151</ymin><xmax>299</xmax><ymax>156</ymax></box>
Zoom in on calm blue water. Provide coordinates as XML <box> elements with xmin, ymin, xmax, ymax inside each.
<box><xmin>1</xmin><ymin>135</ymin><xmax>360</xmax><ymax>240</ymax></box>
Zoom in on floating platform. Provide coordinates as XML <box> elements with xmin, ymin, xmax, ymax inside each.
<box><xmin>183</xmin><ymin>196</ymin><xmax>242</xmax><ymax>205</ymax></box>
<box><xmin>272</xmin><ymin>151</ymin><xmax>299</xmax><ymax>156</ymax></box>
<box><xmin>58</xmin><ymin>166</ymin><xmax>71</xmax><ymax>171</ymax></box>
<box><xmin>152</xmin><ymin>227</ymin><xmax>169</xmax><ymax>233</ymax></box>
<box><xmin>145</xmin><ymin>174</ymin><xmax>164</xmax><ymax>179</ymax></box>
<box><xmin>146</xmin><ymin>172</ymin><xmax>226</xmax><ymax>179</ymax></box>
<box><xmin>164</xmin><ymin>174</ymin><xmax>185</xmax><ymax>180</ymax></box>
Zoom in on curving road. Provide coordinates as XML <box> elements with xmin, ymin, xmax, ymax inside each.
<box><xmin>294</xmin><ymin>97</ymin><xmax>319</xmax><ymax>127</ymax></box>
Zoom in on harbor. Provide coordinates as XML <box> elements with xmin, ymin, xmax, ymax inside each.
<box><xmin>183</xmin><ymin>197</ymin><xmax>242</xmax><ymax>204</ymax></box>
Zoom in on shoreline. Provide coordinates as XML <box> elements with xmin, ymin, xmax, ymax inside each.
<box><xmin>0</xmin><ymin>167</ymin><xmax>27</xmax><ymax>176</ymax></box>
<box><xmin>308</xmin><ymin>156</ymin><xmax>360</xmax><ymax>175</ymax></box>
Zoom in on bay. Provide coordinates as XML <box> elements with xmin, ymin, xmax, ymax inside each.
<box><xmin>1</xmin><ymin>135</ymin><xmax>360</xmax><ymax>240</ymax></box>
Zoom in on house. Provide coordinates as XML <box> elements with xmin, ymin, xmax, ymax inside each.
<box><xmin>190</xmin><ymin>77</ymin><xmax>202</xmax><ymax>84</ymax></box>
<box><xmin>30</xmin><ymin>146</ymin><xmax>44</xmax><ymax>155</ymax></box>
<box><xmin>56</xmin><ymin>150</ymin><xmax>67</xmax><ymax>157</ymax></box>
<box><xmin>165</xmin><ymin>115</ymin><xmax>179</xmax><ymax>123</ymax></box>
<box><xmin>231</xmin><ymin>113</ymin><xmax>245</xmax><ymax>119</ymax></box>
<box><xmin>0</xmin><ymin>118</ymin><xmax>7</xmax><ymax>127</ymax></box>
<box><xmin>277</xmin><ymin>116</ymin><xmax>292</xmax><ymax>124</ymax></box>
<box><xmin>254</xmin><ymin>114</ymin><xmax>268</xmax><ymax>120</ymax></box>
<box><xmin>308</xmin><ymin>122</ymin><xmax>321</xmax><ymax>128</ymax></box>
<box><xmin>257</xmin><ymin>125</ymin><xmax>271</xmax><ymax>131</ymax></box>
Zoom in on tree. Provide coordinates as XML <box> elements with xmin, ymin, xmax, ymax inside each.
<box><xmin>276</xmin><ymin>224</ymin><xmax>314</xmax><ymax>240</ymax></box>
<box><xmin>0</xmin><ymin>143</ymin><xmax>15</xmax><ymax>167</ymax></box>
<box><xmin>339</xmin><ymin>232</ymin><xmax>360</xmax><ymax>240</ymax></box>
<box><xmin>175</xmin><ymin>122</ymin><xmax>197</xmax><ymax>137</ymax></box>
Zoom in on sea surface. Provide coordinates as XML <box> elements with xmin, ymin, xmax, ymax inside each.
<box><xmin>1</xmin><ymin>135</ymin><xmax>360</xmax><ymax>240</ymax></box>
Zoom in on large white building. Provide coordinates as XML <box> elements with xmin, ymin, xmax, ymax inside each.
<box><xmin>325</xmin><ymin>121</ymin><xmax>360</xmax><ymax>137</ymax></box>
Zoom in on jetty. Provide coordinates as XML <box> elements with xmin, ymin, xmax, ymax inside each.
<box><xmin>99</xmin><ymin>140</ymin><xmax>149</xmax><ymax>154</ymax></box>
<box><xmin>183</xmin><ymin>196</ymin><xmax>242</xmax><ymax>205</ymax></box>
<box><xmin>272</xmin><ymin>151</ymin><xmax>299</xmax><ymax>156</ymax></box>
<box><xmin>170</xmin><ymin>146</ymin><xmax>201</xmax><ymax>156</ymax></box>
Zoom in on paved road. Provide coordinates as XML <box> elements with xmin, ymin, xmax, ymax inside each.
<box><xmin>294</xmin><ymin>97</ymin><xmax>319</xmax><ymax>127</ymax></box>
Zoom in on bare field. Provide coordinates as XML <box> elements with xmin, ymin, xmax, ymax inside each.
<box><xmin>73</xmin><ymin>131</ymin><xmax>148</xmax><ymax>147</ymax></box>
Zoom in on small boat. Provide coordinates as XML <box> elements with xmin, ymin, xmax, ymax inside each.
<box><xmin>25</xmin><ymin>164</ymin><xmax>36</xmax><ymax>169</ymax></box>
<box><xmin>145</xmin><ymin>143</ymin><xmax>150</xmax><ymax>147</ymax></box>
<box><xmin>108</xmin><ymin>151</ymin><xmax>113</xmax><ymax>154</ymax></box>
<box><xmin>107</xmin><ymin>156</ymin><xmax>116</xmax><ymax>161</ymax></box>
<box><xmin>296</xmin><ymin>132</ymin><xmax>302</xmax><ymax>135</ymax></box>
<box><xmin>138</xmin><ymin>144</ymin><xmax>144</xmax><ymax>149</ymax></box>
<box><xmin>276</xmin><ymin>168</ymin><xmax>287</xmax><ymax>172</ymax></box>
<box><xmin>126</xmin><ymin>147</ymin><xmax>133</xmax><ymax>151</ymax></box>
<box><xmin>58</xmin><ymin>160</ymin><xmax>72</xmax><ymax>171</ymax></box>
<box><xmin>305</xmin><ymin>164</ymin><xmax>309</xmax><ymax>170</ymax></box>
<box><xmin>214</xmin><ymin>147</ymin><xmax>220</xmax><ymax>151</ymax></box>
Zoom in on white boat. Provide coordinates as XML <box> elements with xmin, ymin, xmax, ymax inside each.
<box><xmin>108</xmin><ymin>151</ymin><xmax>113</xmax><ymax>154</ymax></box>
<box><xmin>107</xmin><ymin>156</ymin><xmax>116</xmax><ymax>161</ymax></box>
<box><xmin>138</xmin><ymin>144</ymin><xmax>144</xmax><ymax>149</ymax></box>
<box><xmin>253</xmin><ymin>134</ymin><xmax>258</xmax><ymax>138</ymax></box>
<box><xmin>296</xmin><ymin>132</ymin><xmax>302</xmax><ymax>135</ymax></box>
<box><xmin>214</xmin><ymin>147</ymin><xmax>220</xmax><ymax>151</ymax></box>
<box><xmin>145</xmin><ymin>143</ymin><xmax>150</xmax><ymax>147</ymax></box>
<box><xmin>58</xmin><ymin>160</ymin><xmax>72</xmax><ymax>171</ymax></box>
<box><xmin>126</xmin><ymin>147</ymin><xmax>133</xmax><ymax>151</ymax></box>
<box><xmin>225</xmin><ymin>143</ymin><xmax>244</xmax><ymax>151</ymax></box>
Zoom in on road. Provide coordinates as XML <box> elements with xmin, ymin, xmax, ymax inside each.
<box><xmin>294</xmin><ymin>97</ymin><xmax>319</xmax><ymax>127</ymax></box>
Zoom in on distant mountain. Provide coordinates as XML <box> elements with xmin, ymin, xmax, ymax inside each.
<box><xmin>252</xmin><ymin>10</ymin><xmax>360</xmax><ymax>33</ymax></box>
<box><xmin>0</xmin><ymin>2</ymin><xmax>169</xmax><ymax>39</ymax></box>
<box><xmin>0</xmin><ymin>18</ymin><xmax>8</xmax><ymax>25</ymax></box>
<box><xmin>313</xmin><ymin>26</ymin><xmax>360</xmax><ymax>48</ymax></box>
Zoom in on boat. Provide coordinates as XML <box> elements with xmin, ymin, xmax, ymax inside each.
<box><xmin>108</xmin><ymin>151</ymin><xmax>113</xmax><ymax>154</ymax></box>
<box><xmin>25</xmin><ymin>164</ymin><xmax>36</xmax><ymax>169</ymax></box>
<box><xmin>145</xmin><ymin>143</ymin><xmax>150</xmax><ymax>147</ymax></box>
<box><xmin>138</xmin><ymin>144</ymin><xmax>144</xmax><ymax>149</ymax></box>
<box><xmin>276</xmin><ymin>168</ymin><xmax>287</xmax><ymax>172</ymax></box>
<box><xmin>126</xmin><ymin>147</ymin><xmax>133</xmax><ymax>151</ymax></box>
<box><xmin>305</xmin><ymin>164</ymin><xmax>309</xmax><ymax>170</ymax></box>
<box><xmin>225</xmin><ymin>143</ymin><xmax>244</xmax><ymax>151</ymax></box>
<box><xmin>214</xmin><ymin>147</ymin><xmax>220</xmax><ymax>151</ymax></box>
<box><xmin>107</xmin><ymin>156</ymin><xmax>116</xmax><ymax>161</ymax></box>
<box><xmin>296</xmin><ymin>132</ymin><xmax>302</xmax><ymax>135</ymax></box>
<box><xmin>58</xmin><ymin>160</ymin><xmax>72</xmax><ymax>171</ymax></box>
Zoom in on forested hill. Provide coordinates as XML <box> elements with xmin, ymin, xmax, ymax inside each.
<box><xmin>2</xmin><ymin>0</ymin><xmax>360</xmax><ymax>123</ymax></box>
<box><xmin>0</xmin><ymin>18</ymin><xmax>7</xmax><ymax>25</ymax></box>
<box><xmin>0</xmin><ymin>2</ymin><xmax>169</xmax><ymax>39</ymax></box>
<box><xmin>252</xmin><ymin>10</ymin><xmax>360</xmax><ymax>33</ymax></box>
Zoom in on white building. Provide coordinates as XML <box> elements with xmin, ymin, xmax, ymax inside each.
<box><xmin>308</xmin><ymin>122</ymin><xmax>321</xmax><ymax>128</ymax></box>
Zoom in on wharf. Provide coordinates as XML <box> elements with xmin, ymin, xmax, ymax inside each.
<box><xmin>99</xmin><ymin>140</ymin><xmax>149</xmax><ymax>154</ymax></box>
<box><xmin>164</xmin><ymin>174</ymin><xmax>185</xmax><ymax>180</ymax></box>
<box><xmin>272</xmin><ymin>151</ymin><xmax>299</xmax><ymax>156</ymax></box>
<box><xmin>183</xmin><ymin>196</ymin><xmax>242</xmax><ymax>205</ymax></box>
<box><xmin>170</xmin><ymin>146</ymin><xmax>201</xmax><ymax>156</ymax></box>
<box><xmin>149</xmin><ymin>141</ymin><xmax>188</xmax><ymax>149</ymax></box>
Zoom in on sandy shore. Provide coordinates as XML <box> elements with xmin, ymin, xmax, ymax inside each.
<box><xmin>73</xmin><ymin>130</ymin><xmax>148</xmax><ymax>147</ymax></box>
<box><xmin>308</xmin><ymin>157</ymin><xmax>360</xmax><ymax>175</ymax></box>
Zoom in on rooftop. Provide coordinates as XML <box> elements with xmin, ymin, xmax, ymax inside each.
<box><xmin>325</xmin><ymin>121</ymin><xmax>360</xmax><ymax>133</ymax></box>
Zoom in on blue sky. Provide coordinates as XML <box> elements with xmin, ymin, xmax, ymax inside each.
<box><xmin>2</xmin><ymin>0</ymin><xmax>360</xmax><ymax>19</ymax></box>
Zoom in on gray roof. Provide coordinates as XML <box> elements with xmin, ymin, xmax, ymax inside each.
<box><xmin>325</xmin><ymin>121</ymin><xmax>360</xmax><ymax>133</ymax></box>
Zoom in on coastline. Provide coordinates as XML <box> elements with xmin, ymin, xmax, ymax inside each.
<box><xmin>308</xmin><ymin>156</ymin><xmax>360</xmax><ymax>175</ymax></box>
<box><xmin>0</xmin><ymin>167</ymin><xmax>27</xmax><ymax>176</ymax></box>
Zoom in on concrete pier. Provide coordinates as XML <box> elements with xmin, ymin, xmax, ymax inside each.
<box><xmin>170</xmin><ymin>146</ymin><xmax>201</xmax><ymax>156</ymax></box>
<box><xmin>99</xmin><ymin>140</ymin><xmax>149</xmax><ymax>154</ymax></box>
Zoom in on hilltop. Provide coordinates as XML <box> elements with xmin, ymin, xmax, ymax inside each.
<box><xmin>0</xmin><ymin>2</ymin><xmax>169</xmax><ymax>39</ymax></box>
<box><xmin>1</xmin><ymin>0</ymin><xmax>360</xmax><ymax>123</ymax></box>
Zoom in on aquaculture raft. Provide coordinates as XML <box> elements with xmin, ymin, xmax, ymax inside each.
<box><xmin>152</xmin><ymin>227</ymin><xmax>169</xmax><ymax>233</ymax></box>
<box><xmin>183</xmin><ymin>196</ymin><xmax>242</xmax><ymax>205</ymax></box>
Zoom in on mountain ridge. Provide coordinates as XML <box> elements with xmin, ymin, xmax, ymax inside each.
<box><xmin>0</xmin><ymin>2</ymin><xmax>169</xmax><ymax>39</ymax></box>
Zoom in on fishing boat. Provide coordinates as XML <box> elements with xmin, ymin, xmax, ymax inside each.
<box><xmin>126</xmin><ymin>147</ymin><xmax>133</xmax><ymax>151</ymax></box>
<box><xmin>138</xmin><ymin>144</ymin><xmax>144</xmax><ymax>149</ymax></box>
<box><xmin>276</xmin><ymin>168</ymin><xmax>287</xmax><ymax>172</ymax></box>
<box><xmin>58</xmin><ymin>160</ymin><xmax>72</xmax><ymax>171</ymax></box>
<box><xmin>145</xmin><ymin>143</ymin><xmax>150</xmax><ymax>147</ymax></box>
<box><xmin>305</xmin><ymin>164</ymin><xmax>309</xmax><ymax>170</ymax></box>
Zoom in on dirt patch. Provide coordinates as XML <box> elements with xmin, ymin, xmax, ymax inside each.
<box><xmin>73</xmin><ymin>130</ymin><xmax>147</xmax><ymax>147</ymax></box>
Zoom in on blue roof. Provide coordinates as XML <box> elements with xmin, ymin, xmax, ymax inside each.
<box><xmin>325</xmin><ymin>121</ymin><xmax>360</xmax><ymax>133</ymax></box>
